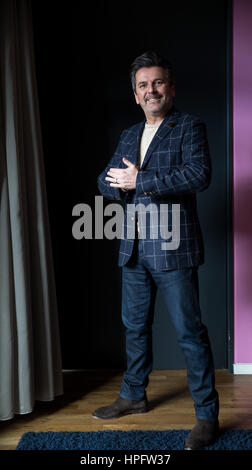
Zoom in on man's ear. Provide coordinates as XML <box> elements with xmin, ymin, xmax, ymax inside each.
<box><xmin>134</xmin><ymin>91</ymin><xmax>140</xmax><ymax>105</ymax></box>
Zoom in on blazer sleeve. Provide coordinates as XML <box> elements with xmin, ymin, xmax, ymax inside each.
<box><xmin>97</xmin><ymin>131</ymin><xmax>128</xmax><ymax>201</ymax></box>
<box><xmin>135</xmin><ymin>119</ymin><xmax>211</xmax><ymax>197</ymax></box>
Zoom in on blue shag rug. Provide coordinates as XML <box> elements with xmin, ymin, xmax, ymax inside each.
<box><xmin>16</xmin><ymin>429</ymin><xmax>252</xmax><ymax>450</ymax></box>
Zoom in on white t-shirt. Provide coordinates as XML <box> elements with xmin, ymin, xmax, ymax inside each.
<box><xmin>139</xmin><ymin>121</ymin><xmax>162</xmax><ymax>167</ymax></box>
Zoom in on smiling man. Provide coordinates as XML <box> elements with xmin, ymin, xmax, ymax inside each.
<box><xmin>95</xmin><ymin>51</ymin><xmax>219</xmax><ymax>450</ymax></box>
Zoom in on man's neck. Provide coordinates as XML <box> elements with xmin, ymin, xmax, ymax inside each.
<box><xmin>146</xmin><ymin>116</ymin><xmax>164</xmax><ymax>125</ymax></box>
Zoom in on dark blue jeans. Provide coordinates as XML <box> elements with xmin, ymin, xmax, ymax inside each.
<box><xmin>120</xmin><ymin>240</ymin><xmax>219</xmax><ymax>421</ymax></box>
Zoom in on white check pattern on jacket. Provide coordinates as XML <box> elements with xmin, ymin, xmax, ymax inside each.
<box><xmin>97</xmin><ymin>107</ymin><xmax>211</xmax><ymax>271</ymax></box>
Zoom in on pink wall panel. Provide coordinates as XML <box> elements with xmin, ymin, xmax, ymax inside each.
<box><xmin>233</xmin><ymin>0</ymin><xmax>252</xmax><ymax>363</ymax></box>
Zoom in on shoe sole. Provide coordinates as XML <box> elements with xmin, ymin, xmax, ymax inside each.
<box><xmin>184</xmin><ymin>434</ymin><xmax>219</xmax><ymax>450</ymax></box>
<box><xmin>92</xmin><ymin>408</ymin><xmax>148</xmax><ymax>420</ymax></box>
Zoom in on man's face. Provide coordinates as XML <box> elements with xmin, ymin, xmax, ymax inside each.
<box><xmin>134</xmin><ymin>66</ymin><xmax>175</xmax><ymax>120</ymax></box>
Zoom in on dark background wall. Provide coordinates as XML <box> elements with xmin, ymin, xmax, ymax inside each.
<box><xmin>31</xmin><ymin>0</ymin><xmax>230</xmax><ymax>370</ymax></box>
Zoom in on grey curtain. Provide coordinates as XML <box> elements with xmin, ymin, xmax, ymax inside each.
<box><xmin>0</xmin><ymin>0</ymin><xmax>63</xmax><ymax>420</ymax></box>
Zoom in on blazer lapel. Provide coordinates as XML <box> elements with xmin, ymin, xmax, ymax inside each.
<box><xmin>140</xmin><ymin>107</ymin><xmax>179</xmax><ymax>169</ymax></box>
<box><xmin>121</xmin><ymin>121</ymin><xmax>145</xmax><ymax>168</ymax></box>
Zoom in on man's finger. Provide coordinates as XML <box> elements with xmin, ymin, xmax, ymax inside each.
<box><xmin>107</xmin><ymin>169</ymin><xmax>124</xmax><ymax>176</ymax></box>
<box><xmin>109</xmin><ymin>182</ymin><xmax>125</xmax><ymax>188</ymax></box>
<box><xmin>105</xmin><ymin>176</ymin><xmax>117</xmax><ymax>182</ymax></box>
<box><xmin>123</xmin><ymin>157</ymin><xmax>134</xmax><ymax>168</ymax></box>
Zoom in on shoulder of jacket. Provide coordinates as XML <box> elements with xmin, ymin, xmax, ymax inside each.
<box><xmin>121</xmin><ymin>121</ymin><xmax>143</xmax><ymax>136</ymax></box>
<box><xmin>176</xmin><ymin>111</ymin><xmax>205</xmax><ymax>126</ymax></box>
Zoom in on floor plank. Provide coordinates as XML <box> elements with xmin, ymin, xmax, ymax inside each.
<box><xmin>1</xmin><ymin>369</ymin><xmax>252</xmax><ymax>449</ymax></box>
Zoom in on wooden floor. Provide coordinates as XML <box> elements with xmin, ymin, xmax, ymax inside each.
<box><xmin>1</xmin><ymin>369</ymin><xmax>252</xmax><ymax>450</ymax></box>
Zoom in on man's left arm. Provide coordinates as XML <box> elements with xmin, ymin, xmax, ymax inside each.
<box><xmin>135</xmin><ymin>119</ymin><xmax>211</xmax><ymax>197</ymax></box>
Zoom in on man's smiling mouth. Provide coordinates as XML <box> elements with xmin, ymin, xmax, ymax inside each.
<box><xmin>146</xmin><ymin>97</ymin><xmax>162</xmax><ymax>103</ymax></box>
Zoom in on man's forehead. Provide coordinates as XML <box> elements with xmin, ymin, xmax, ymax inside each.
<box><xmin>135</xmin><ymin>66</ymin><xmax>167</xmax><ymax>82</ymax></box>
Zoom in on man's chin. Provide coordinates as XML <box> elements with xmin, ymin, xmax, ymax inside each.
<box><xmin>147</xmin><ymin>103</ymin><xmax>171</xmax><ymax>116</ymax></box>
<box><xmin>148</xmin><ymin>108</ymin><xmax>165</xmax><ymax>116</ymax></box>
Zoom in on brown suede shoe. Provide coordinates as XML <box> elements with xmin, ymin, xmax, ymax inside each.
<box><xmin>92</xmin><ymin>396</ymin><xmax>149</xmax><ymax>420</ymax></box>
<box><xmin>184</xmin><ymin>419</ymin><xmax>219</xmax><ymax>450</ymax></box>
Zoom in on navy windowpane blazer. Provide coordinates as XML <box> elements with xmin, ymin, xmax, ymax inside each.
<box><xmin>97</xmin><ymin>106</ymin><xmax>211</xmax><ymax>271</ymax></box>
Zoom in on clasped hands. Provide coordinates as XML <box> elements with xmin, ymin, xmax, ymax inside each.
<box><xmin>105</xmin><ymin>157</ymin><xmax>139</xmax><ymax>190</ymax></box>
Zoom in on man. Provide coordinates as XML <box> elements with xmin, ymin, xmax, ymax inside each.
<box><xmin>94</xmin><ymin>51</ymin><xmax>219</xmax><ymax>450</ymax></box>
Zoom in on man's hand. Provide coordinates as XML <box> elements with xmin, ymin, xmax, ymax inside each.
<box><xmin>105</xmin><ymin>157</ymin><xmax>139</xmax><ymax>190</ymax></box>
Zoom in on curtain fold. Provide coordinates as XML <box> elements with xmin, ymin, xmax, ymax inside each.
<box><xmin>0</xmin><ymin>0</ymin><xmax>63</xmax><ymax>421</ymax></box>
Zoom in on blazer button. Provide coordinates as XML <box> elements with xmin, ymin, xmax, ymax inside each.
<box><xmin>131</xmin><ymin>216</ymin><xmax>134</xmax><ymax>221</ymax></box>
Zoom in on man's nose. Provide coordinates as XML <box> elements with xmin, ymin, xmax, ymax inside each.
<box><xmin>147</xmin><ymin>82</ymin><xmax>156</xmax><ymax>93</ymax></box>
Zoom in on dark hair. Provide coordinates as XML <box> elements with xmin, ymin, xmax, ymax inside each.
<box><xmin>130</xmin><ymin>51</ymin><xmax>174</xmax><ymax>92</ymax></box>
